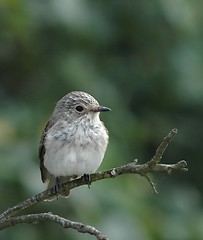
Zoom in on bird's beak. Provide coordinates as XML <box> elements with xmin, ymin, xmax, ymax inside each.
<box><xmin>97</xmin><ymin>106</ymin><xmax>111</xmax><ymax>112</ymax></box>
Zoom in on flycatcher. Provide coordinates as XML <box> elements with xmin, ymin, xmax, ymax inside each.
<box><xmin>39</xmin><ymin>91</ymin><xmax>110</xmax><ymax>200</ymax></box>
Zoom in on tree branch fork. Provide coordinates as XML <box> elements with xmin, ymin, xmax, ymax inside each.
<box><xmin>0</xmin><ymin>129</ymin><xmax>188</xmax><ymax>240</ymax></box>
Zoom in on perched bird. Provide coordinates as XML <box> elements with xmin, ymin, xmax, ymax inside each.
<box><xmin>39</xmin><ymin>91</ymin><xmax>110</xmax><ymax>200</ymax></box>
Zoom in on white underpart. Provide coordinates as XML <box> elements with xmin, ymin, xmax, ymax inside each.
<box><xmin>44</xmin><ymin>113</ymin><xmax>108</xmax><ymax>177</ymax></box>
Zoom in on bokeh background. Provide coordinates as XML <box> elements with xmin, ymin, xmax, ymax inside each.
<box><xmin>0</xmin><ymin>0</ymin><xmax>203</xmax><ymax>239</ymax></box>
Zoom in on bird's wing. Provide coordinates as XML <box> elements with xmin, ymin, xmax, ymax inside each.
<box><xmin>39</xmin><ymin>116</ymin><xmax>57</xmax><ymax>183</ymax></box>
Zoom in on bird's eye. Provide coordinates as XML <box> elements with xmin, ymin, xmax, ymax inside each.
<box><xmin>76</xmin><ymin>105</ymin><xmax>84</xmax><ymax>112</ymax></box>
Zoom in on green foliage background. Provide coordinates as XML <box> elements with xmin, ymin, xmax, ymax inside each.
<box><xmin>1</xmin><ymin>1</ymin><xmax>203</xmax><ymax>239</ymax></box>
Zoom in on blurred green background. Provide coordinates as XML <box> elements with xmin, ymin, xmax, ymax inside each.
<box><xmin>0</xmin><ymin>0</ymin><xmax>203</xmax><ymax>239</ymax></box>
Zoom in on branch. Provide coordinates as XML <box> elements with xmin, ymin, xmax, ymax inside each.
<box><xmin>0</xmin><ymin>128</ymin><xmax>188</xmax><ymax>239</ymax></box>
<box><xmin>0</xmin><ymin>213</ymin><xmax>108</xmax><ymax>240</ymax></box>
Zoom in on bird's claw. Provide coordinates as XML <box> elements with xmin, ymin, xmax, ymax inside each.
<box><xmin>83</xmin><ymin>174</ymin><xmax>92</xmax><ymax>189</ymax></box>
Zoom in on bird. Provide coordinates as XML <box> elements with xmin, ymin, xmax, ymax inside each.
<box><xmin>39</xmin><ymin>91</ymin><xmax>110</xmax><ymax>200</ymax></box>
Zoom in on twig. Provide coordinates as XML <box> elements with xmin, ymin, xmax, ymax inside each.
<box><xmin>148</xmin><ymin>128</ymin><xmax>178</xmax><ymax>165</ymax></box>
<box><xmin>0</xmin><ymin>213</ymin><xmax>108</xmax><ymax>240</ymax></box>
<box><xmin>143</xmin><ymin>174</ymin><xmax>158</xmax><ymax>194</ymax></box>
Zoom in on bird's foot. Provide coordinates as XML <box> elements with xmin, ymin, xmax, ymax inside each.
<box><xmin>51</xmin><ymin>177</ymin><xmax>62</xmax><ymax>200</ymax></box>
<box><xmin>83</xmin><ymin>174</ymin><xmax>92</xmax><ymax>189</ymax></box>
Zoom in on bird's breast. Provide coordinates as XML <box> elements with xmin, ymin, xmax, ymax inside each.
<box><xmin>44</xmin><ymin>118</ymin><xmax>108</xmax><ymax>177</ymax></box>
